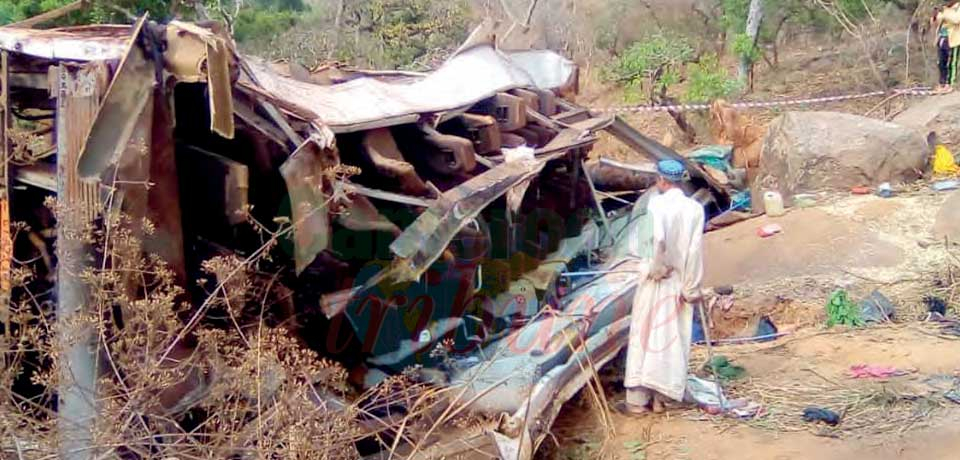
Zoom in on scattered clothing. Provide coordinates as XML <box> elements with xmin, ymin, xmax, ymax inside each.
<box><xmin>756</xmin><ymin>223</ymin><xmax>782</xmax><ymax>238</ymax></box>
<box><xmin>933</xmin><ymin>145</ymin><xmax>960</xmax><ymax>176</ymax></box>
<box><xmin>848</xmin><ymin>364</ymin><xmax>913</xmax><ymax>379</ymax></box>
<box><xmin>925</xmin><ymin>295</ymin><xmax>948</xmax><ymax>316</ymax></box>
<box><xmin>859</xmin><ymin>290</ymin><xmax>896</xmax><ymax>323</ymax></box>
<box><xmin>686</xmin><ymin>376</ymin><xmax>763</xmax><ymax>419</ymax></box>
<box><xmin>714</xmin><ymin>285</ymin><xmax>735</xmax><ymax>296</ymax></box>
<box><xmin>876</xmin><ymin>182</ymin><xmax>893</xmax><ymax>198</ymax></box>
<box><xmin>754</xmin><ymin>316</ymin><xmax>779</xmax><ymax>342</ymax></box>
<box><xmin>709</xmin><ymin>355</ymin><xmax>746</xmax><ymax>381</ymax></box>
<box><xmin>945</xmin><ymin>389</ymin><xmax>960</xmax><ymax>404</ymax></box>
<box><xmin>802</xmin><ymin>407</ymin><xmax>840</xmax><ymax>426</ymax></box>
<box><xmin>932</xmin><ymin>180</ymin><xmax>960</xmax><ymax>191</ymax></box>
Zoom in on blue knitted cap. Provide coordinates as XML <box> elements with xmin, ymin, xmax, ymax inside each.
<box><xmin>657</xmin><ymin>159</ymin><xmax>686</xmax><ymax>182</ymax></box>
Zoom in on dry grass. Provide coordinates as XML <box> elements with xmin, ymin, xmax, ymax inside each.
<box><xmin>0</xmin><ymin>166</ymin><xmax>487</xmax><ymax>459</ymax></box>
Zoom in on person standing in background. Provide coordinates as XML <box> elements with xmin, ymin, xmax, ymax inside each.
<box><xmin>934</xmin><ymin>1</ymin><xmax>960</xmax><ymax>93</ymax></box>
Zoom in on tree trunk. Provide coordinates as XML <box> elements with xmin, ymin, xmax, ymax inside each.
<box><xmin>329</xmin><ymin>0</ymin><xmax>345</xmax><ymax>60</ymax></box>
<box><xmin>739</xmin><ymin>0</ymin><xmax>764</xmax><ymax>83</ymax></box>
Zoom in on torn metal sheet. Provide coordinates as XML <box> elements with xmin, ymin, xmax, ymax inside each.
<box><xmin>504</xmin><ymin>50</ymin><xmax>578</xmax><ymax>91</ymax></box>
<box><xmin>336</xmin><ymin>194</ymin><xmax>401</xmax><ymax>236</ymax></box>
<box><xmin>502</xmin><ymin>146</ymin><xmax>535</xmax><ymax>214</ymax></box>
<box><xmin>280</xmin><ymin>137</ymin><xmax>337</xmax><ymax>274</ymax></box>
<box><xmin>0</xmin><ymin>25</ymin><xmax>131</xmax><ymax>61</ymax></box>
<box><xmin>163</xmin><ymin>21</ymin><xmax>218</xmax><ymax>83</ymax></box>
<box><xmin>206</xmin><ymin>39</ymin><xmax>234</xmax><ymax>139</ymax></box>
<box><xmin>162</xmin><ymin>21</ymin><xmax>235</xmax><ymax>139</ymax></box>
<box><xmin>388</xmin><ymin>151</ymin><xmax>563</xmax><ymax>283</ymax></box>
<box><xmin>76</xmin><ymin>17</ymin><xmax>154</xmax><ymax>180</ymax></box>
<box><xmin>243</xmin><ymin>45</ymin><xmax>574</xmax><ymax>133</ymax></box>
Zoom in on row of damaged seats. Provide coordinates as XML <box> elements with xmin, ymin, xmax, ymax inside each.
<box><xmin>346</xmin><ymin>88</ymin><xmax>563</xmax><ymax>195</ymax></box>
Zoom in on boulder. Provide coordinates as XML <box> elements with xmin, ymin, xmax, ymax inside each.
<box><xmin>753</xmin><ymin>112</ymin><xmax>928</xmax><ymax>207</ymax></box>
<box><xmin>934</xmin><ymin>190</ymin><xmax>960</xmax><ymax>242</ymax></box>
<box><xmin>893</xmin><ymin>92</ymin><xmax>960</xmax><ymax>149</ymax></box>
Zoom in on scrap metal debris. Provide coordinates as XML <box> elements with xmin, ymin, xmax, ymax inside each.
<box><xmin>0</xmin><ymin>16</ymin><xmax>733</xmax><ymax>460</ymax></box>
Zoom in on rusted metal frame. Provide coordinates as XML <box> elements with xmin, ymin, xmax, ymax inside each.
<box><xmin>234</xmin><ymin>58</ymin><xmax>305</xmax><ymax>147</ymax></box>
<box><xmin>7</xmin><ymin>0</ymin><xmax>87</xmax><ymax>29</ymax></box>
<box><xmin>604</xmin><ymin>115</ymin><xmax>726</xmax><ymax>193</ymax></box>
<box><xmin>232</xmin><ymin>92</ymin><xmax>287</xmax><ymax>147</ymax></box>
<box><xmin>525</xmin><ymin>106</ymin><xmax>564</xmax><ymax>130</ymax></box>
<box><xmin>55</xmin><ymin>61</ymin><xmax>104</xmax><ymax>460</ymax></box>
<box><xmin>8</xmin><ymin>72</ymin><xmax>50</xmax><ymax>90</ymax></box>
<box><xmin>75</xmin><ymin>16</ymin><xmax>153</xmax><ymax>180</ymax></box>
<box><xmin>532</xmin><ymin>127</ymin><xmax>596</xmax><ymax>157</ymax></box>
<box><xmin>551</xmin><ymin>107</ymin><xmax>589</xmax><ymax>124</ymax></box>
<box><xmin>144</xmin><ymin>86</ymin><xmax>187</xmax><ymax>285</ymax></box>
<box><xmin>388</xmin><ymin>151</ymin><xmax>565</xmax><ymax>283</ymax></box>
<box><xmin>1</xmin><ymin>51</ymin><xmax>10</xmax><ymax>331</ymax></box>
<box><xmin>342</xmin><ymin>182</ymin><xmax>435</xmax><ymax>208</ymax></box>
<box><xmin>14</xmin><ymin>162</ymin><xmax>55</xmax><ymax>191</ymax></box>
<box><xmin>504</xmin><ymin>315</ymin><xmax>633</xmax><ymax>459</ymax></box>
<box><xmin>581</xmin><ymin>157</ymin><xmax>612</xmax><ymax>246</ymax></box>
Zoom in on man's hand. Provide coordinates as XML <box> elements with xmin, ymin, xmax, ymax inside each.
<box><xmin>648</xmin><ymin>264</ymin><xmax>673</xmax><ymax>281</ymax></box>
<box><xmin>681</xmin><ymin>291</ymin><xmax>704</xmax><ymax>305</ymax></box>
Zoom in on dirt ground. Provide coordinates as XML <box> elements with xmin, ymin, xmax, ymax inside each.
<box><xmin>538</xmin><ymin>191</ymin><xmax>960</xmax><ymax>459</ymax></box>
<box><xmin>544</xmin><ymin>325</ymin><xmax>960</xmax><ymax>460</ymax></box>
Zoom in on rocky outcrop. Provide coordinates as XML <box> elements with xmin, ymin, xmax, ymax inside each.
<box><xmin>753</xmin><ymin>112</ymin><xmax>929</xmax><ymax>207</ymax></box>
<box><xmin>893</xmin><ymin>92</ymin><xmax>960</xmax><ymax>149</ymax></box>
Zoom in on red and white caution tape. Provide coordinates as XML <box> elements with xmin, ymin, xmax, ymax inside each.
<box><xmin>589</xmin><ymin>87</ymin><xmax>936</xmax><ymax>114</ymax></box>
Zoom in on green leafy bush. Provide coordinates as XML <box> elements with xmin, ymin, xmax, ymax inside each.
<box><xmin>684</xmin><ymin>54</ymin><xmax>742</xmax><ymax>102</ymax></box>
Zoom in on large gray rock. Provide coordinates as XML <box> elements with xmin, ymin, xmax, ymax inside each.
<box><xmin>894</xmin><ymin>92</ymin><xmax>960</xmax><ymax>149</ymax></box>
<box><xmin>753</xmin><ymin>112</ymin><xmax>929</xmax><ymax>203</ymax></box>
<box><xmin>934</xmin><ymin>190</ymin><xmax>960</xmax><ymax>242</ymax></box>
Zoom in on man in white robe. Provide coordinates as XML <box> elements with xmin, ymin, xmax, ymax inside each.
<box><xmin>623</xmin><ymin>159</ymin><xmax>705</xmax><ymax>414</ymax></box>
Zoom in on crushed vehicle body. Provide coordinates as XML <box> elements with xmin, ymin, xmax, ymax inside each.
<box><xmin>0</xmin><ymin>17</ymin><xmax>727</xmax><ymax>459</ymax></box>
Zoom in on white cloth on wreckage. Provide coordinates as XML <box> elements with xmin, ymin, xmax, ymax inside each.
<box><xmin>624</xmin><ymin>188</ymin><xmax>705</xmax><ymax>402</ymax></box>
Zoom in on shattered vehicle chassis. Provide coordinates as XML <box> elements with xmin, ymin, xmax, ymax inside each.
<box><xmin>0</xmin><ymin>18</ymin><xmax>726</xmax><ymax>459</ymax></box>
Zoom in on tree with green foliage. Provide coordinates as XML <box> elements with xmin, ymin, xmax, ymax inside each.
<box><xmin>606</xmin><ymin>34</ymin><xmax>741</xmax><ymax>142</ymax></box>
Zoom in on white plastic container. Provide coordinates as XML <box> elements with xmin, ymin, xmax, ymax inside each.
<box><xmin>763</xmin><ymin>191</ymin><xmax>785</xmax><ymax>217</ymax></box>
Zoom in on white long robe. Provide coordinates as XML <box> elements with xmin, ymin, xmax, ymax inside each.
<box><xmin>624</xmin><ymin>188</ymin><xmax>705</xmax><ymax>401</ymax></box>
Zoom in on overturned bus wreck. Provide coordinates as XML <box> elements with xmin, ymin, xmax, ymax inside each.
<box><xmin>0</xmin><ymin>17</ymin><xmax>728</xmax><ymax>460</ymax></box>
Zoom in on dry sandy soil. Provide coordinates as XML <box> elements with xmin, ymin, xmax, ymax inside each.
<box><xmin>538</xmin><ymin>190</ymin><xmax>960</xmax><ymax>460</ymax></box>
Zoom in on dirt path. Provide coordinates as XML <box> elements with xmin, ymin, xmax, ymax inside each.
<box><xmin>544</xmin><ymin>326</ymin><xmax>960</xmax><ymax>460</ymax></box>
